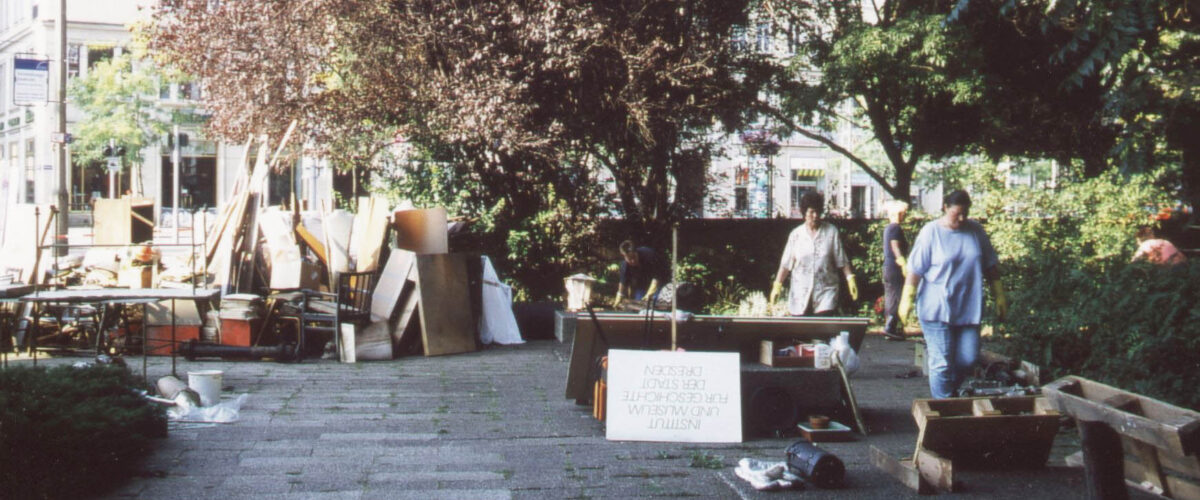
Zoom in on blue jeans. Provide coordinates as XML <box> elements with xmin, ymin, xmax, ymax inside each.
<box><xmin>919</xmin><ymin>321</ymin><xmax>980</xmax><ymax>398</ymax></box>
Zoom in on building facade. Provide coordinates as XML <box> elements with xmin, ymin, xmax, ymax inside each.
<box><xmin>0</xmin><ymin>0</ymin><xmax>333</xmax><ymax>243</ymax></box>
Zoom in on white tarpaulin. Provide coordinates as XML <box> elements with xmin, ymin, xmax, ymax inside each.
<box><xmin>479</xmin><ymin>256</ymin><xmax>523</xmax><ymax>345</ymax></box>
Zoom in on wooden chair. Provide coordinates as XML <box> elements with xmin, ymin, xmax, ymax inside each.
<box><xmin>296</xmin><ymin>271</ymin><xmax>375</xmax><ymax>360</ymax></box>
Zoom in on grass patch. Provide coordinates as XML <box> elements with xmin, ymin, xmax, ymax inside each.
<box><xmin>687</xmin><ymin>451</ymin><xmax>725</xmax><ymax>469</ymax></box>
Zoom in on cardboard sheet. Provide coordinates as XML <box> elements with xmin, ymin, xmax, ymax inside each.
<box><xmin>415</xmin><ymin>253</ymin><xmax>477</xmax><ymax>356</ymax></box>
<box><xmin>392</xmin><ymin>207</ymin><xmax>448</xmax><ymax>254</ymax></box>
<box><xmin>371</xmin><ymin>249</ymin><xmax>416</xmax><ymax>321</ymax></box>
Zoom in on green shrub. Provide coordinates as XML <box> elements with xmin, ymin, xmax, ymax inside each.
<box><xmin>0</xmin><ymin>364</ymin><xmax>166</xmax><ymax>499</ymax></box>
<box><xmin>996</xmin><ymin>260</ymin><xmax>1200</xmax><ymax>410</ymax></box>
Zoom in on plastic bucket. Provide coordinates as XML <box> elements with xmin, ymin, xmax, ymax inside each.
<box><xmin>188</xmin><ymin>370</ymin><xmax>223</xmax><ymax>406</ymax></box>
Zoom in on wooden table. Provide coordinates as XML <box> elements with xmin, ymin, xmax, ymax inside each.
<box><xmin>565</xmin><ymin>312</ymin><xmax>869</xmax><ymax>402</ymax></box>
<box><xmin>21</xmin><ymin>287</ymin><xmax>221</xmax><ymax>380</ymax></box>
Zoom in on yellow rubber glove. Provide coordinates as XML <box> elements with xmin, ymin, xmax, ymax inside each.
<box><xmin>896</xmin><ymin>255</ymin><xmax>909</xmax><ymax>277</ymax></box>
<box><xmin>769</xmin><ymin>281</ymin><xmax>783</xmax><ymax>305</ymax></box>
<box><xmin>846</xmin><ymin>274</ymin><xmax>859</xmax><ymax>301</ymax></box>
<box><xmin>992</xmin><ymin>281</ymin><xmax>1008</xmax><ymax>322</ymax></box>
<box><xmin>898</xmin><ymin>283</ymin><xmax>916</xmax><ymax>325</ymax></box>
<box><xmin>611</xmin><ymin>292</ymin><xmax>624</xmax><ymax>309</ymax></box>
<box><xmin>644</xmin><ymin>280</ymin><xmax>660</xmax><ymax>301</ymax></box>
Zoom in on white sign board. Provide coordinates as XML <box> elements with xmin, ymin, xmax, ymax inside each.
<box><xmin>606</xmin><ymin>349</ymin><xmax>742</xmax><ymax>443</ymax></box>
<box><xmin>13</xmin><ymin>57</ymin><xmax>49</xmax><ymax>105</ymax></box>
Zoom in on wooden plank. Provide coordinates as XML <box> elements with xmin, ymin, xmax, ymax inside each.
<box><xmin>356</xmin><ymin>320</ymin><xmax>394</xmax><ymax>361</ymax></box>
<box><xmin>915</xmin><ymin>447</ymin><xmax>954</xmax><ymax>493</ymax></box>
<box><xmin>371</xmin><ymin>249</ymin><xmax>416</xmax><ymax>321</ymax></box>
<box><xmin>349</xmin><ymin>196</ymin><xmax>371</xmax><ymax>263</ymax></box>
<box><xmin>356</xmin><ymin>197</ymin><xmax>390</xmax><ymax>272</ymax></box>
<box><xmin>972</xmin><ymin>399</ymin><xmax>1001</xmax><ymax>416</ymax></box>
<box><xmin>1068</xmin><ymin>451</ymin><xmax>1200</xmax><ymax>500</ymax></box>
<box><xmin>870</xmin><ymin>446</ymin><xmax>934</xmax><ymax>494</ymax></box>
<box><xmin>206</xmin><ymin>136</ymin><xmax>254</xmax><ymax>263</ymax></box>
<box><xmin>1044</xmin><ymin>376</ymin><xmax>1200</xmax><ymax>456</ymax></box>
<box><xmin>414</xmin><ymin>253</ymin><xmax>476</xmax><ymax>356</ymax></box>
<box><xmin>339</xmin><ymin>323</ymin><xmax>356</xmax><ymax>363</ymax></box>
<box><xmin>296</xmin><ymin>223</ymin><xmax>328</xmax><ymax>268</ymax></box>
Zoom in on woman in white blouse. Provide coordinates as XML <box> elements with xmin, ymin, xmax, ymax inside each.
<box><xmin>769</xmin><ymin>191</ymin><xmax>859</xmax><ymax>315</ymax></box>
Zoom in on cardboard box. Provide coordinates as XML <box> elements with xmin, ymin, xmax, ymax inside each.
<box><xmin>760</xmin><ymin>340</ymin><xmax>814</xmax><ymax>367</ymax></box>
<box><xmin>145</xmin><ymin>325</ymin><xmax>200</xmax><ymax>355</ymax></box>
<box><xmin>220</xmin><ymin>318</ymin><xmax>261</xmax><ymax>347</ymax></box>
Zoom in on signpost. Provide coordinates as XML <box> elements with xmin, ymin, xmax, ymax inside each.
<box><xmin>13</xmin><ymin>56</ymin><xmax>49</xmax><ymax>106</ymax></box>
<box><xmin>606</xmin><ymin>349</ymin><xmax>742</xmax><ymax>443</ymax></box>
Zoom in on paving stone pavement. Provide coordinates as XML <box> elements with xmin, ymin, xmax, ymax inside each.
<box><xmin>16</xmin><ymin>335</ymin><xmax>1154</xmax><ymax>499</ymax></box>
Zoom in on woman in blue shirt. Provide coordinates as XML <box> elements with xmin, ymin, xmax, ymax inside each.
<box><xmin>899</xmin><ymin>190</ymin><xmax>1008</xmax><ymax>398</ymax></box>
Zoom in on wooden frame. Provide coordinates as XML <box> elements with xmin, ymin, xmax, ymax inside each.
<box><xmin>1045</xmin><ymin>376</ymin><xmax>1200</xmax><ymax>499</ymax></box>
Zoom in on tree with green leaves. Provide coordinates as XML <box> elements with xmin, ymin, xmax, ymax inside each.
<box><xmin>147</xmin><ymin>1</ymin><xmax>781</xmax><ymax>297</ymax></box>
<box><xmin>946</xmin><ymin>0</ymin><xmax>1199</xmax><ymax>210</ymax></box>
<box><xmin>770</xmin><ymin>0</ymin><xmax>987</xmax><ymax>203</ymax></box>
<box><xmin>68</xmin><ymin>49</ymin><xmax>176</xmax><ymax>196</ymax></box>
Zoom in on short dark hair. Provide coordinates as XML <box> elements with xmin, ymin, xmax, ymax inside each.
<box><xmin>619</xmin><ymin>240</ymin><xmax>635</xmax><ymax>256</ymax></box>
<box><xmin>799</xmin><ymin>191</ymin><xmax>824</xmax><ymax>216</ymax></box>
<box><xmin>943</xmin><ymin>189</ymin><xmax>972</xmax><ymax>210</ymax></box>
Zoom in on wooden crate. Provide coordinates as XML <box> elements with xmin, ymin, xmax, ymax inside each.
<box><xmin>913</xmin><ymin>396</ymin><xmax>1061</xmax><ymax>468</ymax></box>
<box><xmin>1045</xmin><ymin>376</ymin><xmax>1200</xmax><ymax>499</ymax></box>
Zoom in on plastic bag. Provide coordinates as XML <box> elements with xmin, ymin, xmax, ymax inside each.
<box><xmin>831</xmin><ymin>331</ymin><xmax>859</xmax><ymax>375</ymax></box>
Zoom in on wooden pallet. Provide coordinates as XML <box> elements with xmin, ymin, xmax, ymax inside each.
<box><xmin>1045</xmin><ymin>376</ymin><xmax>1200</xmax><ymax>500</ymax></box>
<box><xmin>875</xmin><ymin>395</ymin><xmax>1060</xmax><ymax>494</ymax></box>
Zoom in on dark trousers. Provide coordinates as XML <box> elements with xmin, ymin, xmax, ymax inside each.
<box><xmin>883</xmin><ymin>269</ymin><xmax>904</xmax><ymax>336</ymax></box>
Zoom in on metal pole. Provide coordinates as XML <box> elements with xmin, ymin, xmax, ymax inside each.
<box><xmin>173</xmin><ymin>125</ymin><xmax>181</xmax><ymax>243</ymax></box>
<box><xmin>671</xmin><ymin>226</ymin><xmax>677</xmax><ymax>351</ymax></box>
<box><xmin>55</xmin><ymin>0</ymin><xmax>69</xmax><ymax>257</ymax></box>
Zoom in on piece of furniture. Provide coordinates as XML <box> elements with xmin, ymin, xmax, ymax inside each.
<box><xmin>20</xmin><ymin>287</ymin><xmax>221</xmax><ymax>379</ymax></box>
<box><xmin>565</xmin><ymin>312</ymin><xmax>869</xmax><ymax>402</ymax></box>
<box><xmin>296</xmin><ymin>271</ymin><xmax>375</xmax><ymax>360</ymax></box>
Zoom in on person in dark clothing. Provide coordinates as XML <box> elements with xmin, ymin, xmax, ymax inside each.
<box><xmin>613</xmin><ymin>240</ymin><xmax>669</xmax><ymax>307</ymax></box>
<box><xmin>882</xmin><ymin>201</ymin><xmax>909</xmax><ymax>340</ymax></box>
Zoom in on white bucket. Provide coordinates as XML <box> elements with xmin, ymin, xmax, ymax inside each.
<box><xmin>188</xmin><ymin>370</ymin><xmax>223</xmax><ymax>407</ymax></box>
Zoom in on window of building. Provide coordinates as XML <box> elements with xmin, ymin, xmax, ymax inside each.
<box><xmin>755</xmin><ymin>23</ymin><xmax>772</xmax><ymax>53</ymax></box>
<box><xmin>851</xmin><ymin>185</ymin><xmax>866</xmax><ymax>218</ymax></box>
<box><xmin>87</xmin><ymin>46</ymin><xmax>114</xmax><ymax>70</ymax></box>
<box><xmin>731</xmin><ymin>25</ymin><xmax>747</xmax><ymax>53</ymax></box>
<box><xmin>734</xmin><ymin>165</ymin><xmax>750</xmax><ymax>186</ymax></box>
<box><xmin>180</xmin><ymin>82</ymin><xmax>199</xmax><ymax>101</ymax></box>
<box><xmin>67</xmin><ymin>44</ymin><xmax>81</xmax><ymax>78</ymax></box>
<box><xmin>735</xmin><ymin>187</ymin><xmax>748</xmax><ymax>215</ymax></box>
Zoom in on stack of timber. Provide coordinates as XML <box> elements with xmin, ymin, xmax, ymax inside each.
<box><xmin>871</xmin><ymin>395</ymin><xmax>1061</xmax><ymax>494</ymax></box>
<box><xmin>1045</xmin><ymin>376</ymin><xmax>1200</xmax><ymax>500</ymax></box>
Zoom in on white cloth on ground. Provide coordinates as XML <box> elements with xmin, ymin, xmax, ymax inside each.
<box><xmin>734</xmin><ymin>458</ymin><xmax>803</xmax><ymax>491</ymax></box>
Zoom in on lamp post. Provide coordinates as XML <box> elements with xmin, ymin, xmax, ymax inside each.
<box><xmin>55</xmin><ymin>0</ymin><xmax>68</xmax><ymax>256</ymax></box>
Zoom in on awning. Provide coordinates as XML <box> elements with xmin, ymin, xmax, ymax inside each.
<box><xmin>791</xmin><ymin>168</ymin><xmax>823</xmax><ymax>180</ymax></box>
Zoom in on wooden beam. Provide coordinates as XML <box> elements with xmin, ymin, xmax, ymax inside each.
<box><xmin>295</xmin><ymin>223</ymin><xmax>328</xmax><ymax>268</ymax></box>
<box><xmin>915</xmin><ymin>447</ymin><xmax>954</xmax><ymax>493</ymax></box>
<box><xmin>870</xmin><ymin>446</ymin><xmax>934</xmax><ymax>494</ymax></box>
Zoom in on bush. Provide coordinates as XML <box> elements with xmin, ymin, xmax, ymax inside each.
<box><xmin>996</xmin><ymin>260</ymin><xmax>1200</xmax><ymax>410</ymax></box>
<box><xmin>0</xmin><ymin>364</ymin><xmax>166</xmax><ymax>499</ymax></box>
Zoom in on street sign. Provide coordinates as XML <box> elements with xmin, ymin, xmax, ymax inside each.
<box><xmin>50</xmin><ymin>133</ymin><xmax>72</xmax><ymax>144</ymax></box>
<box><xmin>106</xmin><ymin>158</ymin><xmax>120</xmax><ymax>173</ymax></box>
<box><xmin>13</xmin><ymin>56</ymin><xmax>49</xmax><ymax>105</ymax></box>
